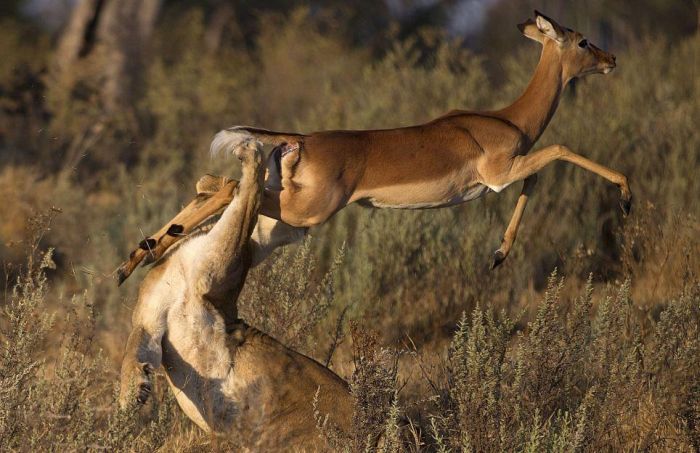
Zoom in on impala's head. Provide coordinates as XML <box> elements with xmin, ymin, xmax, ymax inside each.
<box><xmin>518</xmin><ymin>10</ymin><xmax>616</xmax><ymax>80</ymax></box>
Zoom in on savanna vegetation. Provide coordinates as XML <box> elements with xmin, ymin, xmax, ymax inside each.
<box><xmin>1</xmin><ymin>1</ymin><xmax>699</xmax><ymax>451</ymax></box>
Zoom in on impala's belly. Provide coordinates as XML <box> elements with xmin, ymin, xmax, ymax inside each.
<box><xmin>364</xmin><ymin>182</ymin><xmax>490</xmax><ymax>209</ymax></box>
<box><xmin>344</xmin><ymin>124</ymin><xmax>486</xmax><ymax>208</ymax></box>
<box><xmin>447</xmin><ymin>183</ymin><xmax>491</xmax><ymax>204</ymax></box>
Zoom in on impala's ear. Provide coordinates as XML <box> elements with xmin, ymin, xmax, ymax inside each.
<box><xmin>534</xmin><ymin>10</ymin><xmax>565</xmax><ymax>43</ymax></box>
<box><xmin>517</xmin><ymin>18</ymin><xmax>544</xmax><ymax>43</ymax></box>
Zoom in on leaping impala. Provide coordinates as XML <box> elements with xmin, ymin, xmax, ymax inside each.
<box><xmin>210</xmin><ymin>10</ymin><xmax>630</xmax><ymax>269</ymax></box>
<box><xmin>116</xmin><ymin>10</ymin><xmax>630</xmax><ymax>280</ymax></box>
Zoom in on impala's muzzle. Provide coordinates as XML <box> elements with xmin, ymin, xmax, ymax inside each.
<box><xmin>593</xmin><ymin>45</ymin><xmax>616</xmax><ymax>74</ymax></box>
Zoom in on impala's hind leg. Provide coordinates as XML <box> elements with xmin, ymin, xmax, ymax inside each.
<box><xmin>492</xmin><ymin>174</ymin><xmax>537</xmax><ymax>269</ymax></box>
<box><xmin>260</xmin><ymin>143</ymin><xmax>344</xmax><ymax>227</ymax></box>
<box><xmin>116</xmin><ymin>177</ymin><xmax>237</xmax><ymax>285</ymax></box>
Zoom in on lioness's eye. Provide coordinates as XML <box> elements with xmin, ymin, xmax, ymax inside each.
<box><xmin>578</xmin><ymin>39</ymin><xmax>588</xmax><ymax>48</ymax></box>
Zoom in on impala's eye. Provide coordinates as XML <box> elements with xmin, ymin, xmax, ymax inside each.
<box><xmin>578</xmin><ymin>39</ymin><xmax>588</xmax><ymax>48</ymax></box>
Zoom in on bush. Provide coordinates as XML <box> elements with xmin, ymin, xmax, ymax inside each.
<box><xmin>427</xmin><ymin>273</ymin><xmax>700</xmax><ymax>452</ymax></box>
<box><xmin>0</xmin><ymin>5</ymin><xmax>698</xmax><ymax>451</ymax></box>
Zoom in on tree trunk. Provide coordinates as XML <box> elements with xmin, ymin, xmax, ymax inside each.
<box><xmin>51</xmin><ymin>0</ymin><xmax>102</xmax><ymax>78</ymax></box>
<box><xmin>50</xmin><ymin>0</ymin><xmax>161</xmax><ymax>114</ymax></box>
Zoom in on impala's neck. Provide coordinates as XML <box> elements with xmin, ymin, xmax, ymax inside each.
<box><xmin>498</xmin><ymin>42</ymin><xmax>568</xmax><ymax>145</ymax></box>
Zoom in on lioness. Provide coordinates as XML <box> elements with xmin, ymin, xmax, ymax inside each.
<box><xmin>119</xmin><ymin>140</ymin><xmax>352</xmax><ymax>450</ymax></box>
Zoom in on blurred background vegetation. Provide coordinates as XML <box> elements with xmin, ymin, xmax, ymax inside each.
<box><xmin>0</xmin><ymin>0</ymin><xmax>699</xmax><ymax>451</ymax></box>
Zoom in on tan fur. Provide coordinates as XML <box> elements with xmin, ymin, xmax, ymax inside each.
<box><xmin>115</xmin><ymin>150</ymin><xmax>307</xmax><ymax>284</ymax></box>
<box><xmin>212</xmin><ymin>11</ymin><xmax>630</xmax><ymax>268</ymax></box>
<box><xmin>119</xmin><ymin>142</ymin><xmax>351</xmax><ymax>451</ymax></box>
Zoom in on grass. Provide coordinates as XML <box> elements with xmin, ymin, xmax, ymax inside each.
<box><xmin>0</xmin><ymin>5</ymin><xmax>698</xmax><ymax>452</ymax></box>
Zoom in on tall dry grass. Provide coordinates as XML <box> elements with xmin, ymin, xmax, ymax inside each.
<box><xmin>0</xmin><ymin>6</ymin><xmax>698</xmax><ymax>451</ymax></box>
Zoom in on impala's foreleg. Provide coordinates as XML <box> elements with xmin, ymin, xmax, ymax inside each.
<box><xmin>251</xmin><ymin>146</ymin><xmax>309</xmax><ymax>264</ymax></box>
<box><xmin>489</xmin><ymin>144</ymin><xmax>632</xmax><ymax>214</ymax></box>
<box><xmin>492</xmin><ymin>174</ymin><xmax>537</xmax><ymax>269</ymax></box>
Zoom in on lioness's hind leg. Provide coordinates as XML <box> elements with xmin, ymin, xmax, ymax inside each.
<box><xmin>116</xmin><ymin>177</ymin><xmax>238</xmax><ymax>285</ymax></box>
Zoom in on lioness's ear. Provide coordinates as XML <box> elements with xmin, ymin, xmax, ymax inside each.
<box><xmin>534</xmin><ymin>10</ymin><xmax>565</xmax><ymax>43</ymax></box>
<box><xmin>517</xmin><ymin>18</ymin><xmax>544</xmax><ymax>43</ymax></box>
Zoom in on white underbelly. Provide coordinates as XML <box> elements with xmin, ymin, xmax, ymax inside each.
<box><xmin>365</xmin><ymin>183</ymin><xmax>490</xmax><ymax>209</ymax></box>
<box><xmin>484</xmin><ymin>181</ymin><xmax>513</xmax><ymax>193</ymax></box>
<box><xmin>448</xmin><ymin>184</ymin><xmax>491</xmax><ymax>204</ymax></box>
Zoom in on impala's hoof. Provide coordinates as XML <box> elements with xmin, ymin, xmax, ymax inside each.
<box><xmin>619</xmin><ymin>195</ymin><xmax>632</xmax><ymax>217</ymax></box>
<box><xmin>117</xmin><ymin>266</ymin><xmax>128</xmax><ymax>286</ymax></box>
<box><xmin>491</xmin><ymin>250</ymin><xmax>506</xmax><ymax>270</ymax></box>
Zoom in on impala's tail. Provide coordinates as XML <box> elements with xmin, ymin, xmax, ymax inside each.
<box><xmin>210</xmin><ymin>126</ymin><xmax>304</xmax><ymax>157</ymax></box>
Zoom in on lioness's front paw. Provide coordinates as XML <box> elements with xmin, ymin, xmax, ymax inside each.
<box><xmin>233</xmin><ymin>138</ymin><xmax>261</xmax><ymax>163</ymax></box>
<box><xmin>136</xmin><ymin>380</ymin><xmax>152</xmax><ymax>405</ymax></box>
<box><xmin>136</xmin><ymin>363</ymin><xmax>154</xmax><ymax>405</ymax></box>
<box><xmin>120</xmin><ymin>362</ymin><xmax>154</xmax><ymax>409</ymax></box>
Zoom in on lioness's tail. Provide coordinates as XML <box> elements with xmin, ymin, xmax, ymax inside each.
<box><xmin>210</xmin><ymin>126</ymin><xmax>304</xmax><ymax>157</ymax></box>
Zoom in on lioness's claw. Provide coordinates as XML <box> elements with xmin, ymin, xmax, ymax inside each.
<box><xmin>196</xmin><ymin>174</ymin><xmax>226</xmax><ymax>195</ymax></box>
<box><xmin>136</xmin><ymin>381</ymin><xmax>151</xmax><ymax>405</ymax></box>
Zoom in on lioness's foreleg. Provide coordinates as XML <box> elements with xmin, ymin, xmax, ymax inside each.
<box><xmin>192</xmin><ymin>139</ymin><xmax>264</xmax><ymax>300</ymax></box>
<box><xmin>119</xmin><ymin>325</ymin><xmax>163</xmax><ymax>408</ymax></box>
